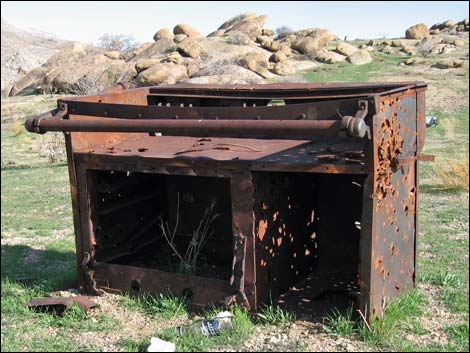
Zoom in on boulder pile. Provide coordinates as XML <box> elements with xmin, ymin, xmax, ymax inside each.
<box><xmin>5</xmin><ymin>14</ymin><xmax>469</xmax><ymax>96</ymax></box>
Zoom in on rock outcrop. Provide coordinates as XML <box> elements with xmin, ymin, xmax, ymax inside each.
<box><xmin>173</xmin><ymin>24</ymin><xmax>203</xmax><ymax>38</ymax></box>
<box><xmin>153</xmin><ymin>28</ymin><xmax>173</xmax><ymax>41</ymax></box>
<box><xmin>336</xmin><ymin>42</ymin><xmax>358</xmax><ymax>56</ymax></box>
<box><xmin>347</xmin><ymin>49</ymin><xmax>372</xmax><ymax>65</ymax></box>
<box><xmin>208</xmin><ymin>13</ymin><xmax>267</xmax><ymax>39</ymax></box>
<box><xmin>316</xmin><ymin>51</ymin><xmax>347</xmax><ymax>64</ymax></box>
<box><xmin>136</xmin><ymin>62</ymin><xmax>188</xmax><ymax>85</ymax></box>
<box><xmin>5</xmin><ymin>13</ymin><xmax>469</xmax><ymax>96</ymax></box>
<box><xmin>1</xmin><ymin>17</ymin><xmax>68</xmax><ymax>92</ymax></box>
<box><xmin>405</xmin><ymin>23</ymin><xmax>429</xmax><ymax>39</ymax></box>
<box><xmin>292</xmin><ymin>29</ymin><xmax>335</xmax><ymax>58</ymax></box>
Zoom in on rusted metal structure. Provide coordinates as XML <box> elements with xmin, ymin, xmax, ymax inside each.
<box><xmin>25</xmin><ymin>82</ymin><xmax>429</xmax><ymax>320</ymax></box>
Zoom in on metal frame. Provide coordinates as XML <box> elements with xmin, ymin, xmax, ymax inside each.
<box><xmin>24</xmin><ymin>82</ymin><xmax>428</xmax><ymax>320</ymax></box>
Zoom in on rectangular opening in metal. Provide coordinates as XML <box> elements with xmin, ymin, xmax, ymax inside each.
<box><xmin>89</xmin><ymin>171</ymin><xmax>233</xmax><ymax>281</ymax></box>
<box><xmin>253</xmin><ymin>172</ymin><xmax>366</xmax><ymax>313</ymax></box>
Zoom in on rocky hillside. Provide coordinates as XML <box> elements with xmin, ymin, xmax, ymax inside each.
<box><xmin>1</xmin><ymin>17</ymin><xmax>69</xmax><ymax>92</ymax></box>
<box><xmin>4</xmin><ymin>14</ymin><xmax>469</xmax><ymax>97</ymax></box>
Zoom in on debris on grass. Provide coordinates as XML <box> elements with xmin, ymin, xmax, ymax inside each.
<box><xmin>26</xmin><ymin>296</ymin><xmax>98</xmax><ymax>316</ymax></box>
<box><xmin>147</xmin><ymin>337</ymin><xmax>176</xmax><ymax>352</ymax></box>
<box><xmin>176</xmin><ymin>311</ymin><xmax>233</xmax><ymax>336</ymax></box>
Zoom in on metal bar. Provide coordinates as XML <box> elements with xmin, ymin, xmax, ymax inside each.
<box><xmin>146</xmin><ymin>92</ymin><xmax>373</xmax><ymax>100</ymax></box>
<box><xmin>92</xmin><ymin>262</ymin><xmax>236</xmax><ymax>308</ymax></box>
<box><xmin>26</xmin><ymin>118</ymin><xmax>343</xmax><ymax>138</ymax></box>
<box><xmin>61</xmin><ymin>98</ymin><xmax>362</xmax><ymax>120</ymax></box>
<box><xmin>147</xmin><ymin>82</ymin><xmax>426</xmax><ymax>94</ymax></box>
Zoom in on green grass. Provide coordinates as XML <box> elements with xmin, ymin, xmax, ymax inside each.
<box><xmin>324</xmin><ymin>289</ymin><xmax>430</xmax><ymax>350</ymax></box>
<box><xmin>119</xmin><ymin>337</ymin><xmax>152</xmax><ymax>352</ymax></box>
<box><xmin>256</xmin><ymin>301</ymin><xmax>296</xmax><ymax>326</ymax></box>
<box><xmin>359</xmin><ymin>290</ymin><xmax>428</xmax><ymax>347</ymax></box>
<box><xmin>324</xmin><ymin>305</ymin><xmax>356</xmax><ymax>337</ymax></box>
<box><xmin>156</xmin><ymin>306</ymin><xmax>253</xmax><ymax>352</ymax></box>
<box><xmin>121</xmin><ymin>292</ymin><xmax>188</xmax><ymax>320</ymax></box>
<box><xmin>445</xmin><ymin>322</ymin><xmax>469</xmax><ymax>351</ymax></box>
<box><xmin>121</xmin><ymin>305</ymin><xmax>254</xmax><ymax>352</ymax></box>
<box><xmin>0</xmin><ymin>279</ymin><xmax>111</xmax><ymax>351</ymax></box>
<box><xmin>304</xmin><ymin>53</ymin><xmax>405</xmax><ymax>82</ymax></box>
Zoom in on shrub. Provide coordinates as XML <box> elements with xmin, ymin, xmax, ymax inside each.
<box><xmin>36</xmin><ymin>132</ymin><xmax>66</xmax><ymax>163</ymax></box>
<box><xmin>11</xmin><ymin>121</ymin><xmax>24</xmax><ymax>136</ymax></box>
<box><xmin>275</xmin><ymin>26</ymin><xmax>294</xmax><ymax>38</ymax></box>
<box><xmin>97</xmin><ymin>33</ymin><xmax>139</xmax><ymax>52</ymax></box>
<box><xmin>429</xmin><ymin>152</ymin><xmax>469</xmax><ymax>191</ymax></box>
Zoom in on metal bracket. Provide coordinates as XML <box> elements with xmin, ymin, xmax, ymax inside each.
<box><xmin>340</xmin><ymin>100</ymin><xmax>371</xmax><ymax>139</ymax></box>
<box><xmin>24</xmin><ymin>102</ymin><xmax>68</xmax><ymax>134</ymax></box>
<box><xmin>81</xmin><ymin>251</ymin><xmax>103</xmax><ymax>296</ymax></box>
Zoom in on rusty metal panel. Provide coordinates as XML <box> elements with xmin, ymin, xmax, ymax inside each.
<box><xmin>93</xmin><ymin>263</ymin><xmax>236</xmax><ymax>309</ymax></box>
<box><xmin>365</xmin><ymin>92</ymin><xmax>419</xmax><ymax>318</ymax></box>
<box><xmin>27</xmin><ymin>296</ymin><xmax>97</xmax><ymax>315</ymax></box>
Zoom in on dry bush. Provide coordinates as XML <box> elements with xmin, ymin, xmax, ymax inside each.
<box><xmin>66</xmin><ymin>75</ymin><xmax>102</xmax><ymax>96</ymax></box>
<box><xmin>36</xmin><ymin>132</ymin><xmax>66</xmax><ymax>163</ymax></box>
<box><xmin>159</xmin><ymin>193</ymin><xmax>220</xmax><ymax>274</ymax></box>
<box><xmin>65</xmin><ymin>68</ymin><xmax>131</xmax><ymax>96</ymax></box>
<box><xmin>440</xmin><ymin>118</ymin><xmax>455</xmax><ymax>139</ymax></box>
<box><xmin>429</xmin><ymin>152</ymin><xmax>469</xmax><ymax>191</ymax></box>
<box><xmin>275</xmin><ymin>25</ymin><xmax>294</xmax><ymax>38</ymax></box>
<box><xmin>98</xmin><ymin>33</ymin><xmax>138</xmax><ymax>52</ymax></box>
<box><xmin>11</xmin><ymin>121</ymin><xmax>24</xmax><ymax>136</ymax></box>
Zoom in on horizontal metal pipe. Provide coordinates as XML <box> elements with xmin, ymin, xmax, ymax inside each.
<box><xmin>26</xmin><ymin>118</ymin><xmax>342</xmax><ymax>138</ymax></box>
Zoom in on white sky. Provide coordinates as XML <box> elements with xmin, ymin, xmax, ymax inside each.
<box><xmin>2</xmin><ymin>1</ymin><xmax>469</xmax><ymax>45</ymax></box>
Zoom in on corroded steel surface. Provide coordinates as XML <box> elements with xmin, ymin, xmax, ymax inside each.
<box><xmin>24</xmin><ymin>83</ymin><xmax>427</xmax><ymax>320</ymax></box>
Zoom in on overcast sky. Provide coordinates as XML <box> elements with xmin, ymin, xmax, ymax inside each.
<box><xmin>2</xmin><ymin>1</ymin><xmax>469</xmax><ymax>44</ymax></box>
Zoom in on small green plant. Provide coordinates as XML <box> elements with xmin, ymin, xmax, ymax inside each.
<box><xmin>121</xmin><ymin>291</ymin><xmax>188</xmax><ymax>320</ymax></box>
<box><xmin>420</xmin><ymin>271</ymin><xmax>460</xmax><ymax>287</ymax></box>
<box><xmin>445</xmin><ymin>322</ymin><xmax>469</xmax><ymax>350</ymax></box>
<box><xmin>358</xmin><ymin>289</ymin><xmax>428</xmax><ymax>345</ymax></box>
<box><xmin>118</xmin><ymin>337</ymin><xmax>150</xmax><ymax>352</ymax></box>
<box><xmin>324</xmin><ymin>305</ymin><xmax>356</xmax><ymax>337</ymax></box>
<box><xmin>256</xmin><ymin>300</ymin><xmax>296</xmax><ymax>325</ymax></box>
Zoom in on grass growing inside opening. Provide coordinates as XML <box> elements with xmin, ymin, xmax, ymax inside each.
<box><xmin>324</xmin><ymin>305</ymin><xmax>356</xmax><ymax>337</ymax></box>
<box><xmin>256</xmin><ymin>301</ymin><xmax>296</xmax><ymax>326</ymax></box>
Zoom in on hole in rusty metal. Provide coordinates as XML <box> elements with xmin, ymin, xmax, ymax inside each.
<box><xmin>131</xmin><ymin>279</ymin><xmax>140</xmax><ymax>292</ymax></box>
<box><xmin>182</xmin><ymin>288</ymin><xmax>193</xmax><ymax>299</ymax></box>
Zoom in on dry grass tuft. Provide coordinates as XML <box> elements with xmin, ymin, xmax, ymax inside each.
<box><xmin>36</xmin><ymin>132</ymin><xmax>66</xmax><ymax>163</ymax></box>
<box><xmin>11</xmin><ymin>121</ymin><xmax>25</xmax><ymax>136</ymax></box>
<box><xmin>429</xmin><ymin>152</ymin><xmax>469</xmax><ymax>191</ymax></box>
<box><xmin>440</xmin><ymin>118</ymin><xmax>455</xmax><ymax>140</ymax></box>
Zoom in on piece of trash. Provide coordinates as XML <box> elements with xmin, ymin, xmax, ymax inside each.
<box><xmin>176</xmin><ymin>311</ymin><xmax>233</xmax><ymax>336</ymax></box>
<box><xmin>147</xmin><ymin>337</ymin><xmax>176</xmax><ymax>352</ymax></box>
<box><xmin>26</xmin><ymin>296</ymin><xmax>98</xmax><ymax>316</ymax></box>
<box><xmin>426</xmin><ymin>116</ymin><xmax>437</xmax><ymax>127</ymax></box>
